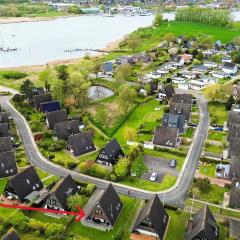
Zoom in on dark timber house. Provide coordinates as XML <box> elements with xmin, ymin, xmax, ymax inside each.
<box><xmin>0</xmin><ymin>123</ymin><xmax>10</xmax><ymax>137</ymax></box>
<box><xmin>68</xmin><ymin>132</ymin><xmax>95</xmax><ymax>156</ymax></box>
<box><xmin>0</xmin><ymin>151</ymin><xmax>18</xmax><ymax>178</ymax></box>
<box><xmin>46</xmin><ymin>109</ymin><xmax>68</xmax><ymax>130</ymax></box>
<box><xmin>40</xmin><ymin>101</ymin><xmax>61</xmax><ymax>113</ymax></box>
<box><xmin>1</xmin><ymin>228</ymin><xmax>21</xmax><ymax>240</ymax></box>
<box><xmin>32</xmin><ymin>93</ymin><xmax>52</xmax><ymax>110</ymax></box>
<box><xmin>45</xmin><ymin>175</ymin><xmax>79</xmax><ymax>211</ymax></box>
<box><xmin>54</xmin><ymin>120</ymin><xmax>80</xmax><ymax>141</ymax></box>
<box><xmin>131</xmin><ymin>194</ymin><xmax>169</xmax><ymax>240</ymax></box>
<box><xmin>0</xmin><ymin>137</ymin><xmax>12</xmax><ymax>153</ymax></box>
<box><xmin>4</xmin><ymin>166</ymin><xmax>43</xmax><ymax>203</ymax></box>
<box><xmin>86</xmin><ymin>184</ymin><xmax>123</xmax><ymax>228</ymax></box>
<box><xmin>185</xmin><ymin>205</ymin><xmax>219</xmax><ymax>240</ymax></box>
<box><xmin>96</xmin><ymin>139</ymin><xmax>124</xmax><ymax>166</ymax></box>
<box><xmin>229</xmin><ymin>179</ymin><xmax>240</xmax><ymax>209</ymax></box>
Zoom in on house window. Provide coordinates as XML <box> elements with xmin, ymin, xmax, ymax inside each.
<box><xmin>26</xmin><ymin>179</ymin><xmax>30</xmax><ymax>184</ymax></box>
<box><xmin>51</xmin><ymin>198</ymin><xmax>57</xmax><ymax>205</ymax></box>
<box><xmin>1</xmin><ymin>163</ymin><xmax>4</xmax><ymax>168</ymax></box>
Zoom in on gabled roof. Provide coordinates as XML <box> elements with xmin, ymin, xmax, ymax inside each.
<box><xmin>162</xmin><ymin>113</ymin><xmax>185</xmax><ymax>133</ymax></box>
<box><xmin>40</xmin><ymin>101</ymin><xmax>61</xmax><ymax>113</ymax></box>
<box><xmin>133</xmin><ymin>194</ymin><xmax>169</xmax><ymax>240</ymax></box>
<box><xmin>153</xmin><ymin>126</ymin><xmax>179</xmax><ymax>148</ymax></box>
<box><xmin>186</xmin><ymin>205</ymin><xmax>219</xmax><ymax>240</ymax></box>
<box><xmin>68</xmin><ymin>131</ymin><xmax>95</xmax><ymax>156</ymax></box>
<box><xmin>1</xmin><ymin>228</ymin><xmax>21</xmax><ymax>240</ymax></box>
<box><xmin>95</xmin><ymin>184</ymin><xmax>123</xmax><ymax>226</ymax></box>
<box><xmin>164</xmin><ymin>84</ymin><xmax>175</xmax><ymax>98</ymax></box>
<box><xmin>0</xmin><ymin>137</ymin><xmax>12</xmax><ymax>153</ymax></box>
<box><xmin>0</xmin><ymin>123</ymin><xmax>10</xmax><ymax>137</ymax></box>
<box><xmin>229</xmin><ymin>140</ymin><xmax>240</xmax><ymax>157</ymax></box>
<box><xmin>0</xmin><ymin>112</ymin><xmax>9</xmax><ymax>124</ymax></box>
<box><xmin>46</xmin><ymin>109</ymin><xmax>68</xmax><ymax>129</ymax></box>
<box><xmin>169</xmin><ymin>102</ymin><xmax>191</xmax><ymax>121</ymax></box>
<box><xmin>50</xmin><ymin>175</ymin><xmax>79</xmax><ymax>210</ymax></box>
<box><xmin>33</xmin><ymin>93</ymin><xmax>52</xmax><ymax>109</ymax></box>
<box><xmin>6</xmin><ymin>166</ymin><xmax>43</xmax><ymax>202</ymax></box>
<box><xmin>54</xmin><ymin>120</ymin><xmax>80</xmax><ymax>140</ymax></box>
<box><xmin>229</xmin><ymin>155</ymin><xmax>240</xmax><ymax>179</ymax></box>
<box><xmin>32</xmin><ymin>87</ymin><xmax>44</xmax><ymax>96</ymax></box>
<box><xmin>229</xmin><ymin>180</ymin><xmax>240</xmax><ymax>209</ymax></box>
<box><xmin>223</xmin><ymin>62</ymin><xmax>236</xmax><ymax>70</ymax></box>
<box><xmin>96</xmin><ymin>139</ymin><xmax>124</xmax><ymax>164</ymax></box>
<box><xmin>102</xmin><ymin>62</ymin><xmax>113</xmax><ymax>72</ymax></box>
<box><xmin>228</xmin><ymin>124</ymin><xmax>240</xmax><ymax>142</ymax></box>
<box><xmin>172</xmin><ymin>93</ymin><xmax>192</xmax><ymax>104</ymax></box>
<box><xmin>0</xmin><ymin>151</ymin><xmax>18</xmax><ymax>178</ymax></box>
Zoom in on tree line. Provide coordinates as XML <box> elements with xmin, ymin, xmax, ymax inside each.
<box><xmin>176</xmin><ymin>7</ymin><xmax>232</xmax><ymax>27</ymax></box>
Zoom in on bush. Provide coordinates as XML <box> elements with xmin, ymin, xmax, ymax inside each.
<box><xmin>194</xmin><ymin>178</ymin><xmax>210</xmax><ymax>192</ymax></box>
<box><xmin>48</xmin><ymin>140</ymin><xmax>66</xmax><ymax>152</ymax></box>
<box><xmin>2</xmin><ymin>71</ymin><xmax>27</xmax><ymax>79</ymax></box>
<box><xmin>85</xmin><ymin>183</ymin><xmax>95</xmax><ymax>196</ymax></box>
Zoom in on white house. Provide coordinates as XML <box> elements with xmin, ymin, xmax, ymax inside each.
<box><xmin>189</xmin><ymin>80</ymin><xmax>206</xmax><ymax>90</ymax></box>
<box><xmin>222</xmin><ymin>57</ymin><xmax>232</xmax><ymax>63</ymax></box>
<box><xmin>203</xmin><ymin>61</ymin><xmax>218</xmax><ymax>69</ymax></box>
<box><xmin>172</xmin><ymin>77</ymin><xmax>186</xmax><ymax>84</ymax></box>
<box><xmin>181</xmin><ymin>71</ymin><xmax>196</xmax><ymax>79</ymax></box>
<box><xmin>222</xmin><ymin>62</ymin><xmax>238</xmax><ymax>75</ymax></box>
<box><xmin>211</xmin><ymin>71</ymin><xmax>228</xmax><ymax>79</ymax></box>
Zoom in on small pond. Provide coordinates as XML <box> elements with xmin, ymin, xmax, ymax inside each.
<box><xmin>88</xmin><ymin>86</ymin><xmax>114</xmax><ymax>100</ymax></box>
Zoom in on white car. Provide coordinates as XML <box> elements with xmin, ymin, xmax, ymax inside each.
<box><xmin>150</xmin><ymin>172</ymin><xmax>158</xmax><ymax>182</ymax></box>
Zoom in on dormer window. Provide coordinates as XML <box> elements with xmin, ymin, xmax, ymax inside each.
<box><xmin>26</xmin><ymin>179</ymin><xmax>30</xmax><ymax>184</ymax></box>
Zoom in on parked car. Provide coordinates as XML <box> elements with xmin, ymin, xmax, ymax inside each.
<box><xmin>150</xmin><ymin>172</ymin><xmax>158</xmax><ymax>182</ymax></box>
<box><xmin>169</xmin><ymin>159</ymin><xmax>177</xmax><ymax>168</ymax></box>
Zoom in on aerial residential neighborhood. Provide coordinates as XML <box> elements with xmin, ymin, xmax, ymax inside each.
<box><xmin>1</xmin><ymin>1</ymin><xmax>240</xmax><ymax>240</ymax></box>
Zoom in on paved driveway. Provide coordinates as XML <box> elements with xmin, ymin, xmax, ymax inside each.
<box><xmin>141</xmin><ymin>155</ymin><xmax>179</xmax><ymax>183</ymax></box>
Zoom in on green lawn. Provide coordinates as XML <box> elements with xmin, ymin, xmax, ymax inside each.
<box><xmin>70</xmin><ymin>195</ymin><xmax>141</xmax><ymax>240</ymax></box>
<box><xmin>208</xmin><ymin>102</ymin><xmax>228</xmax><ymax>126</ymax></box>
<box><xmin>208</xmin><ymin>131</ymin><xmax>227</xmax><ymax>142</ymax></box>
<box><xmin>114</xmin><ymin>99</ymin><xmax>166</xmax><ymax>145</ymax></box>
<box><xmin>0</xmin><ymin>179</ymin><xmax>7</xmax><ymax>195</ymax></box>
<box><xmin>120</xmin><ymin>175</ymin><xmax>177</xmax><ymax>192</ymax></box>
<box><xmin>199</xmin><ymin>164</ymin><xmax>216</xmax><ymax>178</ymax></box>
<box><xmin>182</xmin><ymin>127</ymin><xmax>194</xmax><ymax>138</ymax></box>
<box><xmin>204</xmin><ymin>142</ymin><xmax>223</xmax><ymax>154</ymax></box>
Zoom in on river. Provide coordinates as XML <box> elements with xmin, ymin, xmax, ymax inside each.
<box><xmin>0</xmin><ymin>15</ymin><xmax>155</xmax><ymax>68</ymax></box>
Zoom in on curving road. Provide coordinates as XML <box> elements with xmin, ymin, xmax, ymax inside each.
<box><xmin>0</xmin><ymin>87</ymin><xmax>209</xmax><ymax>209</ymax></box>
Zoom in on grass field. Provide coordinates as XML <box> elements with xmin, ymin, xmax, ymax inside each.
<box><xmin>204</xmin><ymin>142</ymin><xmax>223</xmax><ymax>154</ymax></box>
<box><xmin>199</xmin><ymin>163</ymin><xmax>216</xmax><ymax>178</ymax></box>
<box><xmin>208</xmin><ymin>102</ymin><xmax>228</xmax><ymax>126</ymax></box>
<box><xmin>208</xmin><ymin>130</ymin><xmax>227</xmax><ymax>142</ymax></box>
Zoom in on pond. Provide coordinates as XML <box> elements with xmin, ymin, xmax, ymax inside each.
<box><xmin>88</xmin><ymin>85</ymin><xmax>114</xmax><ymax>100</ymax></box>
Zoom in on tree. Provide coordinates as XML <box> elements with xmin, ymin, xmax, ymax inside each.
<box><xmin>39</xmin><ymin>65</ymin><xmax>53</xmax><ymax>91</ymax></box>
<box><xmin>204</xmin><ymin>83</ymin><xmax>221</xmax><ymax>101</ymax></box>
<box><xmin>144</xmin><ymin>83</ymin><xmax>151</xmax><ymax>95</ymax></box>
<box><xmin>128</xmin><ymin>37</ymin><xmax>141</xmax><ymax>52</ymax></box>
<box><xmin>226</xmin><ymin>95</ymin><xmax>235</xmax><ymax>110</ymax></box>
<box><xmin>115</xmin><ymin>64</ymin><xmax>132</xmax><ymax>87</ymax></box>
<box><xmin>114</xmin><ymin>157</ymin><xmax>131</xmax><ymax>178</ymax></box>
<box><xmin>118</xmin><ymin>85</ymin><xmax>137</xmax><ymax>113</ymax></box>
<box><xmin>154</xmin><ymin>13</ymin><xmax>163</xmax><ymax>27</ymax></box>
<box><xmin>67</xmin><ymin>194</ymin><xmax>86</xmax><ymax>211</ymax></box>
<box><xmin>56</xmin><ymin>64</ymin><xmax>69</xmax><ymax>93</ymax></box>
<box><xmin>64</xmin><ymin>95</ymin><xmax>77</xmax><ymax>111</ymax></box>
<box><xmin>124</xmin><ymin>127</ymin><xmax>137</xmax><ymax>141</ymax></box>
<box><xmin>20</xmin><ymin>79</ymin><xmax>34</xmax><ymax>99</ymax></box>
<box><xmin>194</xmin><ymin>178</ymin><xmax>210</xmax><ymax>192</ymax></box>
<box><xmin>52</xmin><ymin>79</ymin><xmax>65</xmax><ymax>104</ymax></box>
<box><xmin>93</xmin><ymin>62</ymin><xmax>102</xmax><ymax>79</ymax></box>
<box><xmin>233</xmin><ymin>36</ymin><xmax>240</xmax><ymax>46</ymax></box>
<box><xmin>9</xmin><ymin>212</ymin><xmax>29</xmax><ymax>231</ymax></box>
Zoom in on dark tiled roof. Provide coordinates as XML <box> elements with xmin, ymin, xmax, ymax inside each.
<box><xmin>0</xmin><ymin>123</ymin><xmax>10</xmax><ymax>137</ymax></box>
<box><xmin>169</xmin><ymin>102</ymin><xmax>191</xmax><ymax>121</ymax></box>
<box><xmin>223</xmin><ymin>62</ymin><xmax>236</xmax><ymax>69</ymax></box>
<box><xmin>153</xmin><ymin>126</ymin><xmax>179</xmax><ymax>148</ymax></box>
<box><xmin>185</xmin><ymin>205</ymin><xmax>219</xmax><ymax>240</ymax></box>
<box><xmin>133</xmin><ymin>194</ymin><xmax>169</xmax><ymax>240</ymax></box>
<box><xmin>1</xmin><ymin>228</ymin><xmax>21</xmax><ymax>240</ymax></box>
<box><xmin>162</xmin><ymin>113</ymin><xmax>185</xmax><ymax>133</ymax></box>
<box><xmin>0</xmin><ymin>151</ymin><xmax>18</xmax><ymax>178</ymax></box>
<box><xmin>32</xmin><ymin>87</ymin><xmax>44</xmax><ymax>96</ymax></box>
<box><xmin>6</xmin><ymin>166</ymin><xmax>43</xmax><ymax>202</ymax></box>
<box><xmin>96</xmin><ymin>139</ymin><xmax>124</xmax><ymax>165</ymax></box>
<box><xmin>172</xmin><ymin>93</ymin><xmax>192</xmax><ymax>104</ymax></box>
<box><xmin>229</xmin><ymin>155</ymin><xmax>240</xmax><ymax>180</ymax></box>
<box><xmin>46</xmin><ymin>109</ymin><xmax>68</xmax><ymax>129</ymax></box>
<box><xmin>164</xmin><ymin>84</ymin><xmax>175</xmax><ymax>98</ymax></box>
<box><xmin>0</xmin><ymin>112</ymin><xmax>9</xmax><ymax>124</ymax></box>
<box><xmin>227</xmin><ymin>111</ymin><xmax>240</xmax><ymax>127</ymax></box>
<box><xmin>49</xmin><ymin>175</ymin><xmax>79</xmax><ymax>210</ymax></box>
<box><xmin>40</xmin><ymin>101</ymin><xmax>61</xmax><ymax>113</ymax></box>
<box><xmin>0</xmin><ymin>137</ymin><xmax>12</xmax><ymax>153</ymax></box>
<box><xmin>229</xmin><ymin>140</ymin><xmax>240</xmax><ymax>157</ymax></box>
<box><xmin>68</xmin><ymin>132</ymin><xmax>95</xmax><ymax>156</ymax></box>
<box><xmin>96</xmin><ymin>184</ymin><xmax>123</xmax><ymax>226</ymax></box>
<box><xmin>227</xmin><ymin>124</ymin><xmax>240</xmax><ymax>142</ymax></box>
<box><xmin>33</xmin><ymin>93</ymin><xmax>52</xmax><ymax>109</ymax></box>
<box><xmin>54</xmin><ymin>120</ymin><xmax>80</xmax><ymax>140</ymax></box>
<box><xmin>229</xmin><ymin>180</ymin><xmax>240</xmax><ymax>209</ymax></box>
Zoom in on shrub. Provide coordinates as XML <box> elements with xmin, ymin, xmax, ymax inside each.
<box><xmin>2</xmin><ymin>71</ymin><xmax>27</xmax><ymax>79</ymax></box>
<box><xmin>85</xmin><ymin>183</ymin><xmax>95</xmax><ymax>196</ymax></box>
<box><xmin>48</xmin><ymin>140</ymin><xmax>66</xmax><ymax>152</ymax></box>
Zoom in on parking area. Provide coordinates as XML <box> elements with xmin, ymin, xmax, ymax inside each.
<box><xmin>141</xmin><ymin>155</ymin><xmax>179</xmax><ymax>183</ymax></box>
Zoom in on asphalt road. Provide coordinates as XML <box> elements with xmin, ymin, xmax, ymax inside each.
<box><xmin>0</xmin><ymin>89</ymin><xmax>209</xmax><ymax>209</ymax></box>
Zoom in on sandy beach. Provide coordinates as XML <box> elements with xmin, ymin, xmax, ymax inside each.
<box><xmin>0</xmin><ymin>16</ymin><xmax>61</xmax><ymax>24</ymax></box>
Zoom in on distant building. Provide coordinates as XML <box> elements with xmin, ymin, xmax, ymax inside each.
<box><xmin>86</xmin><ymin>184</ymin><xmax>123</xmax><ymax>228</ymax></box>
<box><xmin>32</xmin><ymin>93</ymin><xmax>52</xmax><ymax>110</ymax></box>
<box><xmin>232</xmin><ymin>84</ymin><xmax>240</xmax><ymax>101</ymax></box>
<box><xmin>222</xmin><ymin>62</ymin><xmax>238</xmax><ymax>75</ymax></box>
<box><xmin>131</xmin><ymin>194</ymin><xmax>169</xmax><ymax>240</ymax></box>
<box><xmin>68</xmin><ymin>132</ymin><xmax>95</xmax><ymax>156</ymax></box>
<box><xmin>169</xmin><ymin>102</ymin><xmax>191</xmax><ymax>121</ymax></box>
<box><xmin>185</xmin><ymin>205</ymin><xmax>219</xmax><ymax>240</ymax></box>
<box><xmin>96</xmin><ymin>139</ymin><xmax>124</xmax><ymax>166</ymax></box>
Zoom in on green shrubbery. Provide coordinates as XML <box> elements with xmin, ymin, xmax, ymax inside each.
<box><xmin>1</xmin><ymin>71</ymin><xmax>27</xmax><ymax>79</ymax></box>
